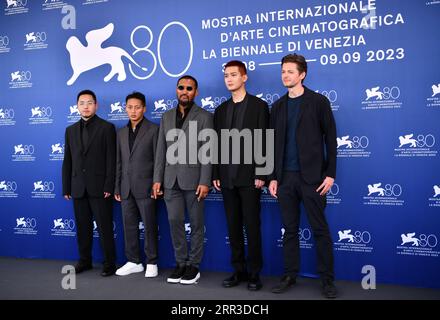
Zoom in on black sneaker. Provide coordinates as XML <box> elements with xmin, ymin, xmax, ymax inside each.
<box><xmin>322</xmin><ymin>279</ymin><xmax>338</xmax><ymax>299</ymax></box>
<box><xmin>167</xmin><ymin>265</ymin><xmax>186</xmax><ymax>283</ymax></box>
<box><xmin>180</xmin><ymin>265</ymin><xmax>200</xmax><ymax>285</ymax></box>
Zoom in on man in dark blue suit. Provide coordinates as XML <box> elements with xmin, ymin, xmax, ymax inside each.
<box><xmin>268</xmin><ymin>54</ymin><xmax>338</xmax><ymax>298</ymax></box>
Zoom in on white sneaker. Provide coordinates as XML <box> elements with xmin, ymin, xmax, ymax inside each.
<box><xmin>115</xmin><ymin>262</ymin><xmax>144</xmax><ymax>276</ymax></box>
<box><xmin>145</xmin><ymin>264</ymin><xmax>158</xmax><ymax>278</ymax></box>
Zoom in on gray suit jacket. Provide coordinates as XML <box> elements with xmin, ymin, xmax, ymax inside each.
<box><xmin>115</xmin><ymin>118</ymin><xmax>159</xmax><ymax>199</ymax></box>
<box><xmin>153</xmin><ymin>104</ymin><xmax>213</xmax><ymax>190</ymax></box>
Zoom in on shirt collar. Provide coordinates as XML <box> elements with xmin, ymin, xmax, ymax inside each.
<box><xmin>127</xmin><ymin>117</ymin><xmax>145</xmax><ymax>130</ymax></box>
<box><xmin>178</xmin><ymin>102</ymin><xmax>193</xmax><ymax>117</ymax></box>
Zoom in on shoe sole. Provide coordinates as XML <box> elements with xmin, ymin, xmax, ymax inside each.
<box><xmin>145</xmin><ymin>272</ymin><xmax>158</xmax><ymax>278</ymax></box>
<box><xmin>180</xmin><ymin>273</ymin><xmax>200</xmax><ymax>285</ymax></box>
<box><xmin>115</xmin><ymin>269</ymin><xmax>144</xmax><ymax>276</ymax></box>
<box><xmin>167</xmin><ymin>277</ymin><xmax>182</xmax><ymax>283</ymax></box>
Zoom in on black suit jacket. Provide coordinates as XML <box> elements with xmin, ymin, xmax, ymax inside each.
<box><xmin>270</xmin><ymin>86</ymin><xmax>337</xmax><ymax>185</ymax></box>
<box><xmin>114</xmin><ymin>118</ymin><xmax>158</xmax><ymax>199</ymax></box>
<box><xmin>213</xmin><ymin>93</ymin><xmax>270</xmax><ymax>187</ymax></box>
<box><xmin>62</xmin><ymin>115</ymin><xmax>116</xmax><ymax>198</ymax></box>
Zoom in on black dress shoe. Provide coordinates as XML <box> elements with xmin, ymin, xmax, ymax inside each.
<box><xmin>222</xmin><ymin>272</ymin><xmax>248</xmax><ymax>288</ymax></box>
<box><xmin>101</xmin><ymin>265</ymin><xmax>116</xmax><ymax>277</ymax></box>
<box><xmin>247</xmin><ymin>274</ymin><xmax>263</xmax><ymax>291</ymax></box>
<box><xmin>271</xmin><ymin>275</ymin><xmax>296</xmax><ymax>294</ymax></box>
<box><xmin>322</xmin><ymin>279</ymin><xmax>338</xmax><ymax>299</ymax></box>
<box><xmin>74</xmin><ymin>262</ymin><xmax>92</xmax><ymax>274</ymax></box>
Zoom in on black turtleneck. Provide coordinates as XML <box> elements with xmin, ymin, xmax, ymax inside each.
<box><xmin>80</xmin><ymin>114</ymin><xmax>97</xmax><ymax>149</ymax></box>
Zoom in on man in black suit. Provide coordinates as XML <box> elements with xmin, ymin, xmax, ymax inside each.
<box><xmin>213</xmin><ymin>60</ymin><xmax>269</xmax><ymax>291</ymax></box>
<box><xmin>268</xmin><ymin>54</ymin><xmax>338</xmax><ymax>298</ymax></box>
<box><xmin>62</xmin><ymin>89</ymin><xmax>117</xmax><ymax>277</ymax></box>
<box><xmin>114</xmin><ymin>92</ymin><xmax>159</xmax><ymax>278</ymax></box>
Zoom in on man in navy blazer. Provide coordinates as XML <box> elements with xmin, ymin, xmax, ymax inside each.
<box><xmin>268</xmin><ymin>54</ymin><xmax>338</xmax><ymax>298</ymax></box>
<box><xmin>114</xmin><ymin>92</ymin><xmax>159</xmax><ymax>278</ymax></box>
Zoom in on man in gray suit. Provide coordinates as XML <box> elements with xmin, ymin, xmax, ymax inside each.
<box><xmin>153</xmin><ymin>75</ymin><xmax>213</xmax><ymax>285</ymax></box>
<box><xmin>114</xmin><ymin>92</ymin><xmax>159</xmax><ymax>278</ymax></box>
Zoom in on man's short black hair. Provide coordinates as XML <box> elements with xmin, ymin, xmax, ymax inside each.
<box><xmin>126</xmin><ymin>91</ymin><xmax>146</xmax><ymax>106</ymax></box>
<box><xmin>177</xmin><ymin>75</ymin><xmax>198</xmax><ymax>90</ymax></box>
<box><xmin>224</xmin><ymin>60</ymin><xmax>247</xmax><ymax>75</ymax></box>
<box><xmin>77</xmin><ymin>89</ymin><xmax>97</xmax><ymax>103</ymax></box>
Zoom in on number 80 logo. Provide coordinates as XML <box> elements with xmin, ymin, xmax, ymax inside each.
<box><xmin>0</xmin><ymin>36</ymin><xmax>9</xmax><ymax>47</ymax></box>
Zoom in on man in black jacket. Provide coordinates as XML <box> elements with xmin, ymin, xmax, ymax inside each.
<box><xmin>213</xmin><ymin>60</ymin><xmax>269</xmax><ymax>291</ymax></box>
<box><xmin>62</xmin><ymin>89</ymin><xmax>117</xmax><ymax>277</ymax></box>
<box><xmin>268</xmin><ymin>54</ymin><xmax>338</xmax><ymax>298</ymax></box>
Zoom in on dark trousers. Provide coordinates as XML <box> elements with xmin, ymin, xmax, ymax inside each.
<box><xmin>277</xmin><ymin>171</ymin><xmax>334</xmax><ymax>281</ymax></box>
<box><xmin>121</xmin><ymin>193</ymin><xmax>158</xmax><ymax>264</ymax></box>
<box><xmin>73</xmin><ymin>195</ymin><xmax>116</xmax><ymax>267</ymax></box>
<box><xmin>164</xmin><ymin>187</ymin><xmax>205</xmax><ymax>268</ymax></box>
<box><xmin>221</xmin><ymin>186</ymin><xmax>262</xmax><ymax>275</ymax></box>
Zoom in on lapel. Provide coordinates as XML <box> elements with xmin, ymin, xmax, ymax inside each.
<box><xmin>130</xmin><ymin>118</ymin><xmax>148</xmax><ymax>156</ymax></box>
<box><xmin>120</xmin><ymin>126</ymin><xmax>130</xmax><ymax>158</ymax></box>
<box><xmin>73</xmin><ymin>121</ymin><xmax>82</xmax><ymax>153</ymax></box>
<box><xmin>279</xmin><ymin>94</ymin><xmax>288</xmax><ymax>138</ymax></box>
<box><xmin>166</xmin><ymin>107</ymin><xmax>176</xmax><ymax>131</ymax></box>
<box><xmin>297</xmin><ymin>86</ymin><xmax>310</xmax><ymax>125</ymax></box>
<box><xmin>239</xmin><ymin>94</ymin><xmax>250</xmax><ymax>130</ymax></box>
<box><xmin>225</xmin><ymin>98</ymin><xmax>234</xmax><ymax>129</ymax></box>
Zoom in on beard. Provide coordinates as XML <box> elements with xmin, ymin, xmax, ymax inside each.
<box><xmin>178</xmin><ymin>95</ymin><xmax>193</xmax><ymax>107</ymax></box>
<box><xmin>179</xmin><ymin>99</ymin><xmax>190</xmax><ymax>107</ymax></box>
